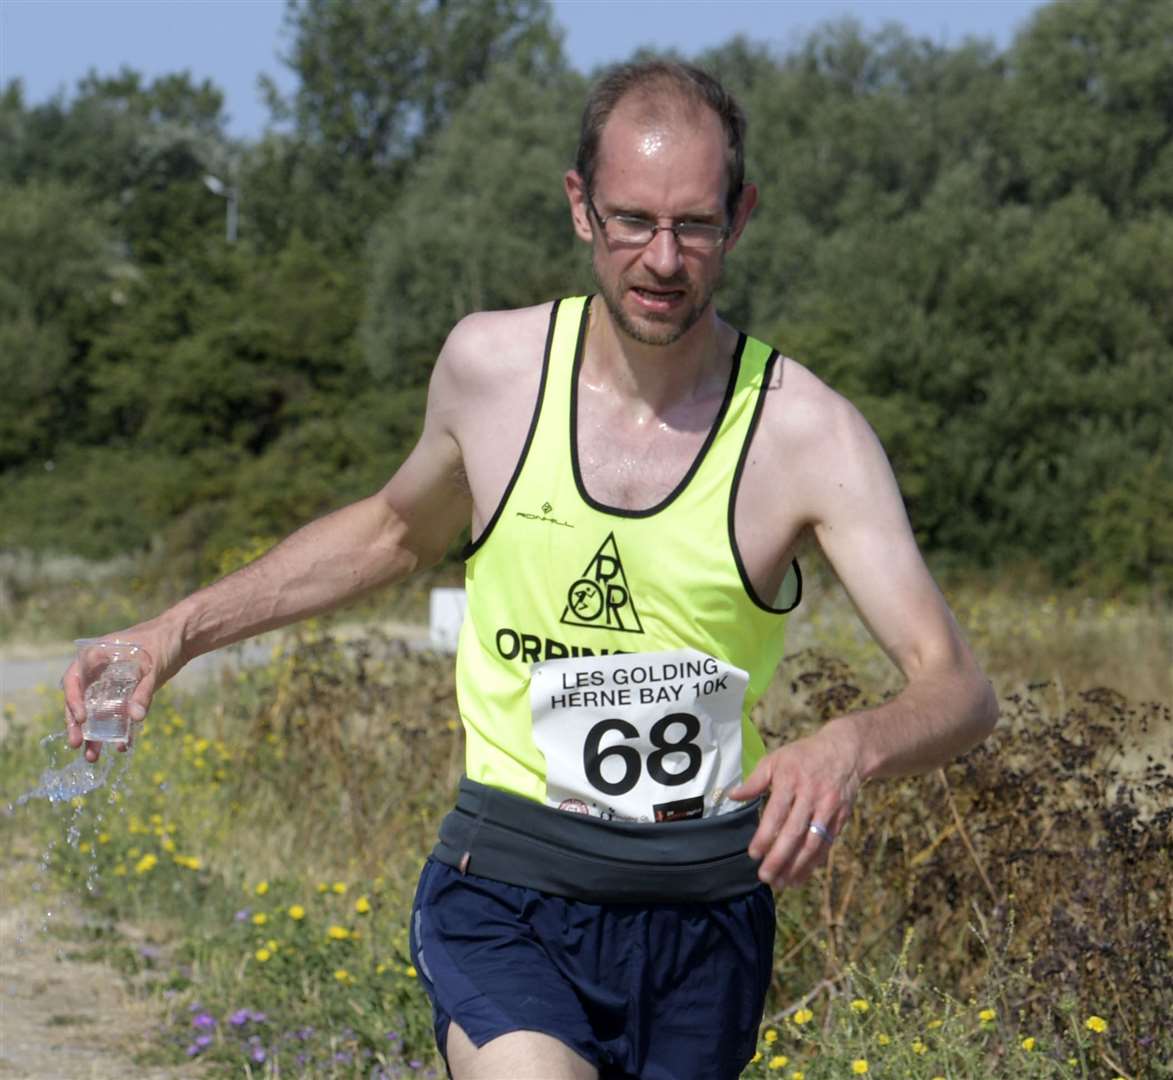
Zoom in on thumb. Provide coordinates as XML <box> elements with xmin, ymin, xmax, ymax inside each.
<box><xmin>729</xmin><ymin>756</ymin><xmax>772</xmax><ymax>802</ymax></box>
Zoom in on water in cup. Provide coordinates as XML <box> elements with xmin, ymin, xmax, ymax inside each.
<box><xmin>75</xmin><ymin>640</ymin><xmax>150</xmax><ymax>744</ymax></box>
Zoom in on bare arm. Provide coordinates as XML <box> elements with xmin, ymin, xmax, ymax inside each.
<box><xmin>731</xmin><ymin>375</ymin><xmax>998</xmax><ymax>886</ymax></box>
<box><xmin>65</xmin><ymin>327</ymin><xmax>474</xmax><ymax>758</ymax></box>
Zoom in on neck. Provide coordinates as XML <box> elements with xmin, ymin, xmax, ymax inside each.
<box><xmin>583</xmin><ymin>298</ymin><xmax>731</xmax><ymax>414</ymax></box>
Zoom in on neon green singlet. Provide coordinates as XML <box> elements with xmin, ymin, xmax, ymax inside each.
<box><xmin>455</xmin><ymin>296</ymin><xmax>799</xmax><ymax>809</ymax></box>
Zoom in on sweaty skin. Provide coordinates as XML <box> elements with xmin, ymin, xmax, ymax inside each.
<box><xmin>62</xmin><ymin>86</ymin><xmax>997</xmax><ymax>1080</ymax></box>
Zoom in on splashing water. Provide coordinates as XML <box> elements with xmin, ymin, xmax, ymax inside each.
<box><xmin>10</xmin><ymin>732</ymin><xmax>132</xmax><ymax>807</ymax></box>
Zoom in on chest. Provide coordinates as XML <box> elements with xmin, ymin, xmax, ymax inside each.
<box><xmin>575</xmin><ymin>394</ymin><xmax>720</xmax><ymax>511</ymax></box>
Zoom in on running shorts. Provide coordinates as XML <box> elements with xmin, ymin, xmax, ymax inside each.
<box><xmin>409</xmin><ymin>858</ymin><xmax>775</xmax><ymax>1080</ymax></box>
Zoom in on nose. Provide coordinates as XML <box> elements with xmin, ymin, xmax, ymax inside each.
<box><xmin>642</xmin><ymin>225</ymin><xmax>684</xmax><ymax>278</ymax></box>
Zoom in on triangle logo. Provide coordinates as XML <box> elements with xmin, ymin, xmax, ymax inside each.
<box><xmin>560</xmin><ymin>532</ymin><xmax>645</xmax><ymax>634</ymax></box>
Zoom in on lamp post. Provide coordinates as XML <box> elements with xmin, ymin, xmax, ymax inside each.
<box><xmin>203</xmin><ymin>173</ymin><xmax>238</xmax><ymax>243</ymax></box>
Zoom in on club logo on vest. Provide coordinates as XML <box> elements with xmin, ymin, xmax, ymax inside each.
<box><xmin>560</xmin><ymin>532</ymin><xmax>644</xmax><ymax>634</ymax></box>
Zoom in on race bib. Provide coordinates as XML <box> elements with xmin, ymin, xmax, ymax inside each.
<box><xmin>530</xmin><ymin>648</ymin><xmax>748</xmax><ymax>822</ymax></box>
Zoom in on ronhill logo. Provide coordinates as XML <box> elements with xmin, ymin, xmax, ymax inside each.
<box><xmin>560</xmin><ymin>533</ymin><xmax>644</xmax><ymax>634</ymax></box>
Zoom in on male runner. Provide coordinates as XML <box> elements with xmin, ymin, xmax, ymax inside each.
<box><xmin>65</xmin><ymin>61</ymin><xmax>997</xmax><ymax>1080</ymax></box>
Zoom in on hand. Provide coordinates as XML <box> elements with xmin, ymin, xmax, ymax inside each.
<box><xmin>729</xmin><ymin>722</ymin><xmax>862</xmax><ymax>889</ymax></box>
<box><xmin>63</xmin><ymin>618</ymin><xmax>184</xmax><ymax>763</ymax></box>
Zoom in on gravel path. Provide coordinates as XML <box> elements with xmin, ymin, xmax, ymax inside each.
<box><xmin>0</xmin><ymin>850</ymin><xmax>206</xmax><ymax>1079</ymax></box>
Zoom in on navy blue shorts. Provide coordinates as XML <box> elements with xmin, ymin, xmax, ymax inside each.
<box><xmin>409</xmin><ymin>858</ymin><xmax>775</xmax><ymax>1079</ymax></box>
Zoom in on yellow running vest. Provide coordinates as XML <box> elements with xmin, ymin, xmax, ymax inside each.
<box><xmin>455</xmin><ymin>296</ymin><xmax>799</xmax><ymax>810</ymax></box>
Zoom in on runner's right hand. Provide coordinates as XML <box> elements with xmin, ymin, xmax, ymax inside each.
<box><xmin>63</xmin><ymin>619</ymin><xmax>185</xmax><ymax>763</ymax></box>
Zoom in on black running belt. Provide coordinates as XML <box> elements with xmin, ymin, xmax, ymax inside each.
<box><xmin>430</xmin><ymin>777</ymin><xmax>765</xmax><ymax>903</ymax></box>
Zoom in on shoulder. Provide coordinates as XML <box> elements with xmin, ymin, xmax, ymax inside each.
<box><xmin>433</xmin><ymin>301</ymin><xmax>556</xmax><ymax>394</ymax></box>
<box><xmin>758</xmin><ymin>356</ymin><xmax>880</xmax><ymax>463</ymax></box>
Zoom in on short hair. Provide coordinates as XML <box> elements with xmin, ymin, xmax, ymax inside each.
<box><xmin>575</xmin><ymin>59</ymin><xmax>747</xmax><ymax>221</ymax></box>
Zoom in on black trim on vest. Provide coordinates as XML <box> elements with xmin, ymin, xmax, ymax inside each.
<box><xmin>570</xmin><ymin>303</ymin><xmax>746</xmax><ymax>519</ymax></box>
<box><xmin>462</xmin><ymin>299</ymin><xmax>562</xmax><ymax>560</ymax></box>
<box><xmin>728</xmin><ymin>350</ymin><xmax>802</xmax><ymax>615</ymax></box>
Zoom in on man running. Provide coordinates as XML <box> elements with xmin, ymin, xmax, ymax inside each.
<box><xmin>65</xmin><ymin>60</ymin><xmax>997</xmax><ymax>1080</ymax></box>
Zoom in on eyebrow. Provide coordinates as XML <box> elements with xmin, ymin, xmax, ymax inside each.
<box><xmin>605</xmin><ymin>201</ymin><xmax>725</xmax><ymax>224</ymax></box>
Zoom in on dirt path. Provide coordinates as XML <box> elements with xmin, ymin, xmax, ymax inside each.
<box><xmin>0</xmin><ymin>850</ymin><xmax>205</xmax><ymax>1079</ymax></box>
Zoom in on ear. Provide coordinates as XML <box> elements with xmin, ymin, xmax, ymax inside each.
<box><xmin>564</xmin><ymin>170</ymin><xmax>595</xmax><ymax>244</ymax></box>
<box><xmin>723</xmin><ymin>182</ymin><xmax>758</xmax><ymax>254</ymax></box>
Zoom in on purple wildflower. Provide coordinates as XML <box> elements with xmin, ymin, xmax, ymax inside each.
<box><xmin>234</xmin><ymin>908</ymin><xmax>251</xmax><ymax>922</ymax></box>
<box><xmin>192</xmin><ymin>1012</ymin><xmax>217</xmax><ymax>1030</ymax></box>
<box><xmin>251</xmin><ymin>1046</ymin><xmax>267</xmax><ymax>1064</ymax></box>
<box><xmin>229</xmin><ymin>1009</ymin><xmax>251</xmax><ymax>1027</ymax></box>
<box><xmin>409</xmin><ymin>1061</ymin><xmax>423</xmax><ymax>1070</ymax></box>
<box><xmin>185</xmin><ymin>1043</ymin><xmax>204</xmax><ymax>1057</ymax></box>
<box><xmin>248</xmin><ymin>1009</ymin><xmax>267</xmax><ymax>1023</ymax></box>
<box><xmin>195</xmin><ymin>1033</ymin><xmax>213</xmax><ymax>1048</ymax></box>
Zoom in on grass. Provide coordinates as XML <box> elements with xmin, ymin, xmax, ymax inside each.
<box><xmin>2</xmin><ymin>576</ymin><xmax>1170</xmax><ymax>1079</ymax></box>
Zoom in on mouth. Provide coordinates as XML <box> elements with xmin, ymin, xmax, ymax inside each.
<box><xmin>629</xmin><ymin>284</ymin><xmax>687</xmax><ymax>313</ymax></box>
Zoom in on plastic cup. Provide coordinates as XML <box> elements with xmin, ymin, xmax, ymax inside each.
<box><xmin>75</xmin><ymin>639</ymin><xmax>151</xmax><ymax>745</ymax></box>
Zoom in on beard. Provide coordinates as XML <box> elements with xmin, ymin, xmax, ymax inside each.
<box><xmin>591</xmin><ymin>254</ymin><xmax>721</xmax><ymax>347</ymax></box>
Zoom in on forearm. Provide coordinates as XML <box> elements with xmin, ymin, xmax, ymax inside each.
<box><xmin>167</xmin><ymin>494</ymin><xmax>418</xmax><ymax>662</ymax></box>
<box><xmin>827</xmin><ymin>657</ymin><xmax>998</xmax><ymax>783</ymax></box>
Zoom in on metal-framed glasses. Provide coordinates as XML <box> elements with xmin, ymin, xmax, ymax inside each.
<box><xmin>586</xmin><ymin>192</ymin><xmax>730</xmax><ymax>252</ymax></box>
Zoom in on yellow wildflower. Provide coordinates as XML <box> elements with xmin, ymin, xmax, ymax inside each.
<box><xmin>255</xmin><ymin>881</ymin><xmax>269</xmax><ymax>896</ymax></box>
<box><xmin>764</xmin><ymin>1029</ymin><xmax>778</xmax><ymax>1044</ymax></box>
<box><xmin>851</xmin><ymin>1060</ymin><xmax>869</xmax><ymax>1074</ymax></box>
<box><xmin>78</xmin><ymin>841</ymin><xmax>92</xmax><ymax>854</ymax></box>
<box><xmin>850</xmin><ymin>999</ymin><xmax>870</xmax><ymax>1013</ymax></box>
<box><xmin>406</xmin><ymin>964</ymin><xmax>418</xmax><ymax>978</ymax></box>
<box><xmin>790</xmin><ymin>1073</ymin><xmax>804</xmax><ymax>1080</ymax></box>
<box><xmin>134</xmin><ymin>853</ymin><xmax>158</xmax><ymax>874</ymax></box>
<box><xmin>255</xmin><ymin>947</ymin><xmax>271</xmax><ymax>962</ymax></box>
<box><xmin>97</xmin><ymin>833</ymin><xmax>110</xmax><ymax>844</ymax></box>
<box><xmin>793</xmin><ymin>1008</ymin><xmax>814</xmax><ymax>1025</ymax></box>
<box><xmin>1022</xmin><ymin>1037</ymin><xmax>1036</xmax><ymax>1051</ymax></box>
<box><xmin>376</xmin><ymin>963</ymin><xmax>387</xmax><ymax>975</ymax></box>
<box><xmin>1085</xmin><ymin>1016</ymin><xmax>1108</xmax><ymax>1034</ymax></box>
<box><xmin>317</xmin><ymin>881</ymin><xmax>329</xmax><ymax>894</ymax></box>
<box><xmin>876</xmin><ymin>1034</ymin><xmax>891</xmax><ymax>1045</ymax></box>
<box><xmin>332</xmin><ymin>881</ymin><xmax>347</xmax><ymax>895</ymax></box>
<box><xmin>927</xmin><ymin>1018</ymin><xmax>944</xmax><ymax>1029</ymax></box>
<box><xmin>162</xmin><ymin>837</ymin><xmax>176</xmax><ymax>853</ymax></box>
<box><xmin>334</xmin><ymin>968</ymin><xmax>352</xmax><ymax>983</ymax></box>
<box><xmin>252</xmin><ymin>912</ymin><xmax>268</xmax><ymax>926</ymax></box>
<box><xmin>266</xmin><ymin>938</ymin><xmax>278</xmax><ymax>952</ymax></box>
<box><xmin>912</xmin><ymin>1038</ymin><xmax>927</xmax><ymax>1055</ymax></box>
<box><xmin>355</xmin><ymin>896</ymin><xmax>371</xmax><ymax>915</ymax></box>
<box><xmin>978</xmin><ymin>1008</ymin><xmax>996</xmax><ymax>1023</ymax></box>
<box><xmin>327</xmin><ymin>925</ymin><xmax>351</xmax><ymax>940</ymax></box>
<box><xmin>288</xmin><ymin>904</ymin><xmax>306</xmax><ymax>921</ymax></box>
<box><xmin>768</xmin><ymin>1055</ymin><xmax>789</xmax><ymax>1070</ymax></box>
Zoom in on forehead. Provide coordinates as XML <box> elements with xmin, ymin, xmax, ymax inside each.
<box><xmin>593</xmin><ymin>94</ymin><xmax>729</xmax><ymax>212</ymax></box>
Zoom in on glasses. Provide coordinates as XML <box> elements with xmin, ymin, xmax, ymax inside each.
<box><xmin>586</xmin><ymin>192</ymin><xmax>729</xmax><ymax>252</ymax></box>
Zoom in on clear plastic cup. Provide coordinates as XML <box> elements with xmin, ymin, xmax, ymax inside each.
<box><xmin>75</xmin><ymin>639</ymin><xmax>151</xmax><ymax>744</ymax></box>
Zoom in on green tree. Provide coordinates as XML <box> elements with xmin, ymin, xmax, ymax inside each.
<box><xmin>362</xmin><ymin>61</ymin><xmax>589</xmax><ymax>385</ymax></box>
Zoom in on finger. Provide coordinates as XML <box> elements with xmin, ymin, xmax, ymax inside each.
<box><xmin>84</xmin><ymin>739</ymin><xmax>103</xmax><ymax>764</ymax></box>
<box><xmin>62</xmin><ymin>664</ymin><xmax>85</xmax><ymax>743</ymax></box>
<box><xmin>729</xmin><ymin>757</ymin><xmax>770</xmax><ymax>803</ymax></box>
<box><xmin>782</xmin><ymin>794</ymin><xmax>857</xmax><ymax>885</ymax></box>
<box><xmin>748</xmin><ymin>782</ymin><xmax>794</xmax><ymax>861</ymax></box>
<box><xmin>758</xmin><ymin>798</ymin><xmax>813</xmax><ymax>885</ymax></box>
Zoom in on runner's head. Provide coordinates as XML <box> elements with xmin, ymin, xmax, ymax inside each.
<box><xmin>575</xmin><ymin>60</ymin><xmax>747</xmax><ymax>223</ymax></box>
<box><xmin>566</xmin><ymin>61</ymin><xmax>757</xmax><ymax>347</ymax></box>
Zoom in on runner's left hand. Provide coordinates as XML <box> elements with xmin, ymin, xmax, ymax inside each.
<box><xmin>728</xmin><ymin>723</ymin><xmax>861</xmax><ymax>888</ymax></box>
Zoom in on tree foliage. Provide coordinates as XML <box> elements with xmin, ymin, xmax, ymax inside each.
<box><xmin>1</xmin><ymin>0</ymin><xmax>1169</xmax><ymax>592</ymax></box>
